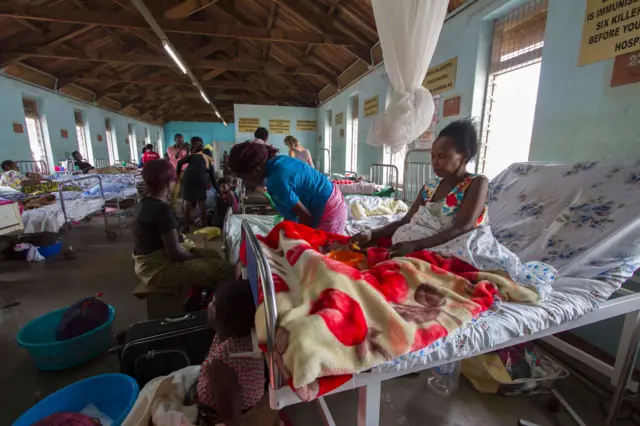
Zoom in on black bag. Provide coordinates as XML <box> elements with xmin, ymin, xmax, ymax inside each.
<box><xmin>55</xmin><ymin>296</ymin><xmax>110</xmax><ymax>341</ymax></box>
<box><xmin>112</xmin><ymin>311</ymin><xmax>214</xmax><ymax>387</ymax></box>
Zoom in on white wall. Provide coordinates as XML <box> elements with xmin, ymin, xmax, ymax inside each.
<box><xmin>0</xmin><ymin>75</ymin><xmax>163</xmax><ymax>169</ymax></box>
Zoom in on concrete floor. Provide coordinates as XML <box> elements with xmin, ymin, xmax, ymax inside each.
<box><xmin>0</xmin><ymin>219</ymin><xmax>634</xmax><ymax>425</ymax></box>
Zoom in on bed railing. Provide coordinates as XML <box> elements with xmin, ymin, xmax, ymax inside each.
<box><xmin>403</xmin><ymin>148</ymin><xmax>433</xmax><ymax>202</ymax></box>
<box><xmin>369</xmin><ymin>164</ymin><xmax>399</xmax><ymax>200</ymax></box>
<box><xmin>242</xmin><ymin>220</ymin><xmax>281</xmax><ymax>390</ymax></box>
<box><xmin>17</xmin><ymin>160</ymin><xmax>49</xmax><ymax>175</ymax></box>
<box><xmin>95</xmin><ymin>158</ymin><xmax>109</xmax><ymax>168</ymax></box>
<box><xmin>344</xmin><ymin>170</ymin><xmax>358</xmax><ymax>179</ymax></box>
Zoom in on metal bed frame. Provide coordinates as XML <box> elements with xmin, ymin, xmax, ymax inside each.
<box><xmin>402</xmin><ymin>148</ymin><xmax>434</xmax><ymax>202</ymax></box>
<box><xmin>242</xmin><ymin>220</ymin><xmax>640</xmax><ymax>426</ymax></box>
<box><xmin>368</xmin><ymin>164</ymin><xmax>399</xmax><ymax>200</ymax></box>
<box><xmin>16</xmin><ymin>160</ymin><xmax>50</xmax><ymax>175</ymax></box>
<box><xmin>94</xmin><ymin>158</ymin><xmax>110</xmax><ymax>168</ymax></box>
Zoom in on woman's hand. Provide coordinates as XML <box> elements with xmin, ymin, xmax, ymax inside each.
<box><xmin>349</xmin><ymin>231</ymin><xmax>371</xmax><ymax>247</ymax></box>
<box><xmin>390</xmin><ymin>241</ymin><xmax>419</xmax><ymax>258</ymax></box>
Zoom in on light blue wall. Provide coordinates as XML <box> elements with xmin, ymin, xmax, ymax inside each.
<box><xmin>233</xmin><ymin>104</ymin><xmax>318</xmax><ymax>155</ymax></box>
<box><xmin>163</xmin><ymin>121</ymin><xmax>236</xmax><ymax>158</ymax></box>
<box><xmin>319</xmin><ymin>66</ymin><xmax>389</xmax><ymax>177</ymax></box>
<box><xmin>0</xmin><ymin>75</ymin><xmax>163</xmax><ymax>168</ymax></box>
<box><xmin>528</xmin><ymin>0</ymin><xmax>640</xmax><ymax>162</ymax></box>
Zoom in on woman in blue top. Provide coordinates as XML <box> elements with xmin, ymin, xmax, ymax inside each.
<box><xmin>228</xmin><ymin>142</ymin><xmax>347</xmax><ymax>234</ymax></box>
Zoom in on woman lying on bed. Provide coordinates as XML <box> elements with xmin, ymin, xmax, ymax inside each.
<box><xmin>131</xmin><ymin>159</ymin><xmax>234</xmax><ymax>293</ymax></box>
<box><xmin>351</xmin><ymin>119</ymin><xmax>556</xmax><ymax>294</ymax></box>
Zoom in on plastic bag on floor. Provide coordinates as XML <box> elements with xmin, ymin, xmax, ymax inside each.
<box><xmin>14</xmin><ymin>243</ymin><xmax>45</xmax><ymax>262</ymax></box>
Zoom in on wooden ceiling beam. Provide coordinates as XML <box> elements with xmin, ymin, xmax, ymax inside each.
<box><xmin>13</xmin><ymin>17</ymin><xmax>44</xmax><ymax>34</ymax></box>
<box><xmin>8</xmin><ymin>48</ymin><xmax>326</xmax><ymax>75</ymax></box>
<box><xmin>165</xmin><ymin>0</ymin><xmax>220</xmax><ymax>19</ymax></box>
<box><xmin>63</xmin><ymin>73</ymin><xmax>318</xmax><ymax>93</ymax></box>
<box><xmin>263</xmin><ymin>1</ymin><xmax>278</xmax><ymax>60</ymax></box>
<box><xmin>191</xmin><ymin>37</ymin><xmax>235</xmax><ymax>59</ymax></box>
<box><xmin>0</xmin><ymin>3</ymin><xmax>356</xmax><ymax>46</ymax></box>
<box><xmin>101</xmin><ymin>90</ymin><xmax>311</xmax><ymax>103</ymax></box>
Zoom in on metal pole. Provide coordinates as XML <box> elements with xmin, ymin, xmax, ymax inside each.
<box><xmin>606</xmin><ymin>312</ymin><xmax>640</xmax><ymax>425</ymax></box>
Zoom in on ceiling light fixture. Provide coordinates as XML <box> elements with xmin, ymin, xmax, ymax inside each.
<box><xmin>162</xmin><ymin>41</ymin><xmax>187</xmax><ymax>75</ymax></box>
<box><xmin>200</xmin><ymin>90</ymin><xmax>210</xmax><ymax>104</ymax></box>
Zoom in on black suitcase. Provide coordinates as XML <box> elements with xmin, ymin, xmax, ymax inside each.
<box><xmin>112</xmin><ymin>311</ymin><xmax>214</xmax><ymax>387</ymax></box>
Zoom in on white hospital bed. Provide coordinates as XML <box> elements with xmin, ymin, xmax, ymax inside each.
<box><xmin>241</xmin><ymin>161</ymin><xmax>640</xmax><ymax>426</ymax></box>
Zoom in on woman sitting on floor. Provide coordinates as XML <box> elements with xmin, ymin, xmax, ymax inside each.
<box><xmin>350</xmin><ymin>119</ymin><xmax>556</xmax><ymax>293</ymax></box>
<box><xmin>228</xmin><ymin>141</ymin><xmax>348</xmax><ymax>234</ymax></box>
<box><xmin>187</xmin><ymin>279</ymin><xmax>282</xmax><ymax>426</ymax></box>
<box><xmin>177</xmin><ymin>136</ymin><xmax>220</xmax><ymax>233</ymax></box>
<box><xmin>132</xmin><ymin>159</ymin><xmax>233</xmax><ymax>292</ymax></box>
<box><xmin>284</xmin><ymin>135</ymin><xmax>314</xmax><ymax>168</ymax></box>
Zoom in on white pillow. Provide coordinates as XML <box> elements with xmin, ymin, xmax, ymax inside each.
<box><xmin>0</xmin><ymin>185</ymin><xmax>21</xmax><ymax>195</ymax></box>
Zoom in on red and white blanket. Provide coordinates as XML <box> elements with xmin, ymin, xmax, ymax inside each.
<box><xmin>252</xmin><ymin>222</ymin><xmax>539</xmax><ymax>401</ymax></box>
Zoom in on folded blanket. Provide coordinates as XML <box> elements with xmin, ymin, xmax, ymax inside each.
<box><xmin>253</xmin><ymin>222</ymin><xmax>539</xmax><ymax>401</ymax></box>
<box><xmin>350</xmin><ymin>198</ymin><xmax>407</xmax><ymax>219</ymax></box>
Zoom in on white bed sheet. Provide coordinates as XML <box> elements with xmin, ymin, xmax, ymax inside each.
<box><xmin>225</xmin><ymin>213</ymin><xmax>405</xmax><ymax>264</ymax></box>
<box><xmin>22</xmin><ymin>198</ymin><xmax>105</xmax><ymax>233</ymax></box>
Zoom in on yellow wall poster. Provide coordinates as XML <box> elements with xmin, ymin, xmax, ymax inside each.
<box><xmin>423</xmin><ymin>57</ymin><xmax>458</xmax><ymax>95</ymax></box>
<box><xmin>334</xmin><ymin>112</ymin><xmax>344</xmax><ymax>125</ymax></box>
<box><xmin>296</xmin><ymin>120</ymin><xmax>317</xmax><ymax>131</ymax></box>
<box><xmin>363</xmin><ymin>95</ymin><xmax>379</xmax><ymax>117</ymax></box>
<box><xmin>237</xmin><ymin>118</ymin><xmax>260</xmax><ymax>133</ymax></box>
<box><xmin>269</xmin><ymin>119</ymin><xmax>291</xmax><ymax>134</ymax></box>
<box><xmin>579</xmin><ymin>0</ymin><xmax>640</xmax><ymax>65</ymax></box>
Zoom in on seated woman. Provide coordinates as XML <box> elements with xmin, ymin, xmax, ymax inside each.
<box><xmin>351</xmin><ymin>119</ymin><xmax>556</xmax><ymax>293</ymax></box>
<box><xmin>284</xmin><ymin>135</ymin><xmax>314</xmax><ymax>168</ymax></box>
<box><xmin>187</xmin><ymin>279</ymin><xmax>282</xmax><ymax>426</ymax></box>
<box><xmin>132</xmin><ymin>159</ymin><xmax>233</xmax><ymax>292</ymax></box>
<box><xmin>177</xmin><ymin>137</ymin><xmax>220</xmax><ymax>232</ymax></box>
<box><xmin>228</xmin><ymin>142</ymin><xmax>347</xmax><ymax>234</ymax></box>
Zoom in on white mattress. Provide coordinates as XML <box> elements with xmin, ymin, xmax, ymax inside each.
<box><xmin>224</xmin><ymin>213</ymin><xmax>405</xmax><ymax>264</ymax></box>
<box><xmin>372</xmin><ymin>275</ymin><xmax>618</xmax><ymax>372</ymax></box>
<box><xmin>21</xmin><ymin>198</ymin><xmax>105</xmax><ymax>233</ymax></box>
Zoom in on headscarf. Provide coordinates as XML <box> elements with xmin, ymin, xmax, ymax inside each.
<box><xmin>228</xmin><ymin>141</ymin><xmax>279</xmax><ymax>175</ymax></box>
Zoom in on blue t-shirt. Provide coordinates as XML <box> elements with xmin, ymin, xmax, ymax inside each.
<box><xmin>265</xmin><ymin>155</ymin><xmax>333</xmax><ymax>228</ymax></box>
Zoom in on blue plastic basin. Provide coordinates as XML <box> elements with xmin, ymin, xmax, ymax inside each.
<box><xmin>13</xmin><ymin>373</ymin><xmax>138</xmax><ymax>426</ymax></box>
<box><xmin>17</xmin><ymin>305</ymin><xmax>115</xmax><ymax>371</ymax></box>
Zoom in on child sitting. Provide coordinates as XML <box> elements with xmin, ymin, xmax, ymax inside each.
<box><xmin>187</xmin><ymin>279</ymin><xmax>281</xmax><ymax>426</ymax></box>
<box><xmin>210</xmin><ymin>177</ymin><xmax>238</xmax><ymax>227</ymax></box>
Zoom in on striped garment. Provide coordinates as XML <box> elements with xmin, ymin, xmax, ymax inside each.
<box><xmin>317</xmin><ymin>183</ymin><xmax>348</xmax><ymax>234</ymax></box>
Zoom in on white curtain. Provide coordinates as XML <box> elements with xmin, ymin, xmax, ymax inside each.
<box><xmin>366</xmin><ymin>0</ymin><xmax>448</xmax><ymax>152</ymax></box>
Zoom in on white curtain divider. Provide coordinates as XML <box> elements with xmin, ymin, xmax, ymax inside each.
<box><xmin>366</xmin><ymin>0</ymin><xmax>448</xmax><ymax>152</ymax></box>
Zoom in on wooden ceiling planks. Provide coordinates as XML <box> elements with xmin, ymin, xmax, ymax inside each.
<box><xmin>0</xmin><ymin>0</ymin><xmax>470</xmax><ymax>122</ymax></box>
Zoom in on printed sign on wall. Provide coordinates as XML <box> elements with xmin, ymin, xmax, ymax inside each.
<box><xmin>363</xmin><ymin>95</ymin><xmax>379</xmax><ymax>117</ymax></box>
<box><xmin>296</xmin><ymin>120</ymin><xmax>317</xmax><ymax>131</ymax></box>
<box><xmin>237</xmin><ymin>118</ymin><xmax>260</xmax><ymax>133</ymax></box>
<box><xmin>61</xmin><ymin>129</ymin><xmax>69</xmax><ymax>138</ymax></box>
<box><xmin>12</xmin><ymin>123</ymin><xmax>24</xmax><ymax>133</ymax></box>
<box><xmin>611</xmin><ymin>50</ymin><xmax>640</xmax><ymax>86</ymax></box>
<box><xmin>334</xmin><ymin>112</ymin><xmax>344</xmax><ymax>125</ymax></box>
<box><xmin>579</xmin><ymin>0</ymin><xmax>640</xmax><ymax>65</ymax></box>
<box><xmin>339</xmin><ymin>128</ymin><xmax>345</xmax><ymax>138</ymax></box>
<box><xmin>97</xmin><ymin>135</ymin><xmax>103</xmax><ymax>142</ymax></box>
<box><xmin>443</xmin><ymin>96</ymin><xmax>461</xmax><ymax>117</ymax></box>
<box><xmin>423</xmin><ymin>57</ymin><xmax>458</xmax><ymax>95</ymax></box>
<box><xmin>269</xmin><ymin>119</ymin><xmax>291</xmax><ymax>134</ymax></box>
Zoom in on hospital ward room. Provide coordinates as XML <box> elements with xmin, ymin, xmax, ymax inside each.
<box><xmin>2</xmin><ymin>0</ymin><xmax>640</xmax><ymax>425</ymax></box>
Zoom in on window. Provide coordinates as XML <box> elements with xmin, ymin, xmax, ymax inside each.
<box><xmin>346</xmin><ymin>95</ymin><xmax>359</xmax><ymax>173</ymax></box>
<box><xmin>324</xmin><ymin>110</ymin><xmax>332</xmax><ymax>173</ymax></box>
<box><xmin>74</xmin><ymin>111</ymin><xmax>93</xmax><ymax>165</ymax></box>
<box><xmin>105</xmin><ymin>118</ymin><xmax>118</xmax><ymax>164</ymax></box>
<box><xmin>23</xmin><ymin>100</ymin><xmax>49</xmax><ymax>171</ymax></box>
<box><xmin>479</xmin><ymin>0</ymin><xmax>548</xmax><ymax>179</ymax></box>
<box><xmin>144</xmin><ymin>127</ymin><xmax>151</xmax><ymax>146</ymax></box>
<box><xmin>128</xmin><ymin>124</ymin><xmax>138</xmax><ymax>163</ymax></box>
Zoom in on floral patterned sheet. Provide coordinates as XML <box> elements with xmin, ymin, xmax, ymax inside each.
<box><xmin>252</xmin><ymin>222</ymin><xmax>539</xmax><ymax>401</ymax></box>
<box><xmin>373</xmin><ymin>161</ymin><xmax>640</xmax><ymax>372</ymax></box>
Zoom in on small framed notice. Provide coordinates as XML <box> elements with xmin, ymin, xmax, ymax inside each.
<box><xmin>334</xmin><ymin>112</ymin><xmax>344</xmax><ymax>125</ymax></box>
<box><xmin>611</xmin><ymin>50</ymin><xmax>640</xmax><ymax>87</ymax></box>
<box><xmin>339</xmin><ymin>128</ymin><xmax>345</xmax><ymax>138</ymax></box>
<box><xmin>61</xmin><ymin>129</ymin><xmax>69</xmax><ymax>138</ymax></box>
<box><xmin>97</xmin><ymin>134</ymin><xmax>103</xmax><ymax>142</ymax></box>
<box><xmin>269</xmin><ymin>119</ymin><xmax>291</xmax><ymax>134</ymax></box>
<box><xmin>363</xmin><ymin>95</ymin><xmax>379</xmax><ymax>117</ymax></box>
<box><xmin>238</xmin><ymin>118</ymin><xmax>260</xmax><ymax>133</ymax></box>
<box><xmin>442</xmin><ymin>96</ymin><xmax>461</xmax><ymax>118</ymax></box>
<box><xmin>12</xmin><ymin>123</ymin><xmax>24</xmax><ymax>133</ymax></box>
<box><xmin>296</xmin><ymin>120</ymin><xmax>317</xmax><ymax>131</ymax></box>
